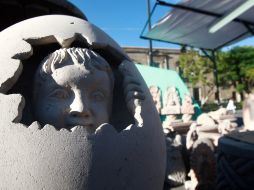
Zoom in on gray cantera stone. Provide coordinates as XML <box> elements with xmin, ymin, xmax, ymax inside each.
<box><xmin>0</xmin><ymin>15</ymin><xmax>166</xmax><ymax>190</ymax></box>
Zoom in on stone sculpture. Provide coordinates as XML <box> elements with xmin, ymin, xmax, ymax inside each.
<box><xmin>162</xmin><ymin>86</ymin><xmax>181</xmax><ymax>126</ymax></box>
<box><xmin>243</xmin><ymin>94</ymin><xmax>254</xmax><ymax>131</ymax></box>
<box><xmin>33</xmin><ymin>48</ymin><xmax>115</xmax><ymax>133</ymax></box>
<box><xmin>149</xmin><ymin>85</ymin><xmax>162</xmax><ymax>114</ymax></box>
<box><xmin>0</xmin><ymin>15</ymin><xmax>166</xmax><ymax>190</ymax></box>
<box><xmin>181</xmin><ymin>94</ymin><xmax>194</xmax><ymax>122</ymax></box>
<box><xmin>196</xmin><ymin>113</ymin><xmax>216</xmax><ymax>127</ymax></box>
<box><xmin>163</xmin><ymin>86</ymin><xmax>181</xmax><ymax>113</ymax></box>
<box><xmin>164</xmin><ymin>133</ymin><xmax>186</xmax><ymax>187</ymax></box>
<box><xmin>185</xmin><ymin>123</ymin><xmax>217</xmax><ymax>190</ymax></box>
<box><xmin>208</xmin><ymin>107</ymin><xmax>227</xmax><ymax>122</ymax></box>
<box><xmin>196</xmin><ymin>108</ymin><xmax>237</xmax><ymax>132</ymax></box>
<box><xmin>185</xmin><ymin>105</ymin><xmax>240</xmax><ymax>189</ymax></box>
<box><xmin>186</xmin><ymin>138</ymin><xmax>216</xmax><ymax>190</ymax></box>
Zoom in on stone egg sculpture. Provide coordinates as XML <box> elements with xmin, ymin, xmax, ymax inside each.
<box><xmin>0</xmin><ymin>15</ymin><xmax>166</xmax><ymax>189</ymax></box>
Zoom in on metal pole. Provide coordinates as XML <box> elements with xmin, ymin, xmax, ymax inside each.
<box><xmin>147</xmin><ymin>0</ymin><xmax>153</xmax><ymax>66</ymax></box>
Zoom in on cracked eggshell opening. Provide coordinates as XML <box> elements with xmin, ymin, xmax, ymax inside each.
<box><xmin>0</xmin><ymin>15</ymin><xmax>166</xmax><ymax>190</ymax></box>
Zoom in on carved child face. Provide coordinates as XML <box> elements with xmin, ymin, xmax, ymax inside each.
<box><xmin>33</xmin><ymin>63</ymin><xmax>113</xmax><ymax>133</ymax></box>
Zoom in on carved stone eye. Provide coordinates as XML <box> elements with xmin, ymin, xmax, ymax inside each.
<box><xmin>49</xmin><ymin>89</ymin><xmax>69</xmax><ymax>99</ymax></box>
<box><xmin>91</xmin><ymin>91</ymin><xmax>105</xmax><ymax>101</ymax></box>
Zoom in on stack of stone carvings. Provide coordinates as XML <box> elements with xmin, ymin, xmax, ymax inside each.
<box><xmin>149</xmin><ymin>85</ymin><xmax>195</xmax><ymax>130</ymax></box>
<box><xmin>165</xmin><ymin>94</ymin><xmax>254</xmax><ymax>190</ymax></box>
<box><xmin>183</xmin><ymin>108</ymin><xmax>237</xmax><ymax>190</ymax></box>
<box><xmin>163</xmin><ymin>131</ymin><xmax>187</xmax><ymax>188</ymax></box>
<box><xmin>188</xmin><ymin>108</ymin><xmax>238</xmax><ymax>148</ymax></box>
<box><xmin>163</xmin><ymin>107</ymin><xmax>239</xmax><ymax>189</ymax></box>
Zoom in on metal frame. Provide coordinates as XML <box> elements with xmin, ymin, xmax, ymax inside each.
<box><xmin>140</xmin><ymin>0</ymin><xmax>254</xmax><ymax>51</ymax></box>
<box><xmin>140</xmin><ymin>0</ymin><xmax>254</xmax><ymax>104</ymax></box>
<box><xmin>146</xmin><ymin>0</ymin><xmax>153</xmax><ymax>66</ymax></box>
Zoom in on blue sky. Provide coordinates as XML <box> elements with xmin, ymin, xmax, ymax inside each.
<box><xmin>69</xmin><ymin>0</ymin><xmax>254</xmax><ymax>50</ymax></box>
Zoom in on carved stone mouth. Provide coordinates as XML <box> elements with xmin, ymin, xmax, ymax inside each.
<box><xmin>70</xmin><ymin>124</ymin><xmax>95</xmax><ymax>132</ymax></box>
<box><xmin>67</xmin><ymin>119</ymin><xmax>94</xmax><ymax>128</ymax></box>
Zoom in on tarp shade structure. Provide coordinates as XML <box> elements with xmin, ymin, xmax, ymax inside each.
<box><xmin>142</xmin><ymin>0</ymin><xmax>254</xmax><ymax>50</ymax></box>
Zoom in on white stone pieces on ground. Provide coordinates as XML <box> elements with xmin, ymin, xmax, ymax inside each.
<box><xmin>208</xmin><ymin>108</ymin><xmax>227</xmax><ymax>122</ymax></box>
<box><xmin>196</xmin><ymin>113</ymin><xmax>216</xmax><ymax>127</ymax></box>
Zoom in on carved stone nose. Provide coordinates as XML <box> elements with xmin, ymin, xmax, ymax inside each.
<box><xmin>70</xmin><ymin>94</ymin><xmax>91</xmax><ymax>118</ymax></box>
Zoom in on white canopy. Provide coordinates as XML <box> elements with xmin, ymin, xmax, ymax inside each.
<box><xmin>143</xmin><ymin>0</ymin><xmax>254</xmax><ymax>50</ymax></box>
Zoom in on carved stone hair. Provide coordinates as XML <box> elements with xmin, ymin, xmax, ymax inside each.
<box><xmin>33</xmin><ymin>47</ymin><xmax>114</xmax><ymax>94</ymax></box>
<box><xmin>38</xmin><ymin>47</ymin><xmax>113</xmax><ymax>83</ymax></box>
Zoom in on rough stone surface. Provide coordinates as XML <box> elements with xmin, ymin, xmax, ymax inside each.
<box><xmin>0</xmin><ymin>15</ymin><xmax>166</xmax><ymax>190</ymax></box>
<box><xmin>196</xmin><ymin>113</ymin><xmax>216</xmax><ymax>127</ymax></box>
<box><xmin>0</xmin><ymin>93</ymin><xmax>25</xmax><ymax>123</ymax></box>
<box><xmin>208</xmin><ymin>108</ymin><xmax>227</xmax><ymax>122</ymax></box>
<box><xmin>189</xmin><ymin>138</ymin><xmax>216</xmax><ymax>190</ymax></box>
<box><xmin>162</xmin><ymin>86</ymin><xmax>181</xmax><ymax>115</ymax></box>
<box><xmin>181</xmin><ymin>94</ymin><xmax>194</xmax><ymax>123</ymax></box>
<box><xmin>181</xmin><ymin>94</ymin><xmax>194</xmax><ymax>115</ymax></box>
<box><xmin>0</xmin><ymin>15</ymin><xmax>127</xmax><ymax>93</ymax></box>
<box><xmin>149</xmin><ymin>85</ymin><xmax>162</xmax><ymax>114</ymax></box>
<box><xmin>165</xmin><ymin>134</ymin><xmax>186</xmax><ymax>187</ymax></box>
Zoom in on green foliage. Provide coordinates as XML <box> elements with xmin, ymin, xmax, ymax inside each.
<box><xmin>178</xmin><ymin>49</ymin><xmax>213</xmax><ymax>88</ymax></box>
<box><xmin>178</xmin><ymin>46</ymin><xmax>254</xmax><ymax>103</ymax></box>
<box><xmin>217</xmin><ymin>46</ymin><xmax>254</xmax><ymax>93</ymax></box>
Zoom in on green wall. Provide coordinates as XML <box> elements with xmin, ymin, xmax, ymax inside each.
<box><xmin>135</xmin><ymin>64</ymin><xmax>201</xmax><ymax>119</ymax></box>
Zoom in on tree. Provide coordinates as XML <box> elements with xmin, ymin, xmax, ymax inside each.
<box><xmin>178</xmin><ymin>49</ymin><xmax>214</xmax><ymax>105</ymax></box>
<box><xmin>217</xmin><ymin>46</ymin><xmax>254</xmax><ymax>96</ymax></box>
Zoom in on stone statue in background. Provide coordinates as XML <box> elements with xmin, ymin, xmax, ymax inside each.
<box><xmin>149</xmin><ymin>85</ymin><xmax>162</xmax><ymax>114</ymax></box>
<box><xmin>162</xmin><ymin>86</ymin><xmax>181</xmax><ymax>115</ymax></box>
<box><xmin>164</xmin><ymin>86</ymin><xmax>180</xmax><ymax>109</ymax></box>
<box><xmin>181</xmin><ymin>94</ymin><xmax>194</xmax><ymax>122</ymax></box>
<box><xmin>162</xmin><ymin>86</ymin><xmax>181</xmax><ymax>126</ymax></box>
